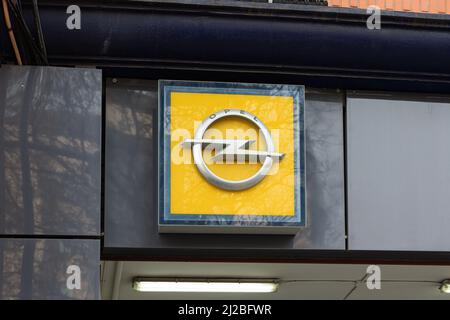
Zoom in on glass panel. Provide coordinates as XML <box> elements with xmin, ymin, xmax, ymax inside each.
<box><xmin>0</xmin><ymin>66</ymin><xmax>102</xmax><ymax>236</ymax></box>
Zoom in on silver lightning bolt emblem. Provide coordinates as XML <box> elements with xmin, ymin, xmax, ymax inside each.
<box><xmin>182</xmin><ymin>139</ymin><xmax>284</xmax><ymax>163</ymax></box>
<box><xmin>181</xmin><ymin>109</ymin><xmax>284</xmax><ymax>191</ymax></box>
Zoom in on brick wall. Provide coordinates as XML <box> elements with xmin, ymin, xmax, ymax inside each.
<box><xmin>328</xmin><ymin>0</ymin><xmax>450</xmax><ymax>13</ymax></box>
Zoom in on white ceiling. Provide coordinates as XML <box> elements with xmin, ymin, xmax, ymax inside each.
<box><xmin>101</xmin><ymin>261</ymin><xmax>450</xmax><ymax>300</ymax></box>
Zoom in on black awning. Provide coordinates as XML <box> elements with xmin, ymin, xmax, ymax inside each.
<box><xmin>1</xmin><ymin>1</ymin><xmax>450</xmax><ymax>92</ymax></box>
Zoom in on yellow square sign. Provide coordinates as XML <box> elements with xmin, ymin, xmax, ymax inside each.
<box><xmin>159</xmin><ymin>81</ymin><xmax>305</xmax><ymax>234</ymax></box>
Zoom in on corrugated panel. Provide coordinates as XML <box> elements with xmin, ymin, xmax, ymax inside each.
<box><xmin>328</xmin><ymin>0</ymin><xmax>450</xmax><ymax>13</ymax></box>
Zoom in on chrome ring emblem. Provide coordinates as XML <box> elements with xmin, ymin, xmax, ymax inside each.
<box><xmin>182</xmin><ymin>109</ymin><xmax>284</xmax><ymax>191</ymax></box>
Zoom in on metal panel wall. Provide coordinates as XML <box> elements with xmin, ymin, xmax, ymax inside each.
<box><xmin>0</xmin><ymin>65</ymin><xmax>102</xmax><ymax>299</ymax></box>
<box><xmin>104</xmin><ymin>79</ymin><xmax>345</xmax><ymax>254</ymax></box>
<box><xmin>0</xmin><ymin>65</ymin><xmax>102</xmax><ymax>236</ymax></box>
<box><xmin>0</xmin><ymin>239</ymin><xmax>100</xmax><ymax>300</ymax></box>
<box><xmin>347</xmin><ymin>92</ymin><xmax>450</xmax><ymax>251</ymax></box>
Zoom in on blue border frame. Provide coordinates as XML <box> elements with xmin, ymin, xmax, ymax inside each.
<box><xmin>159</xmin><ymin>80</ymin><xmax>305</xmax><ymax>229</ymax></box>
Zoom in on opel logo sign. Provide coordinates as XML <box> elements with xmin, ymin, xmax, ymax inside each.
<box><xmin>182</xmin><ymin>109</ymin><xmax>284</xmax><ymax>191</ymax></box>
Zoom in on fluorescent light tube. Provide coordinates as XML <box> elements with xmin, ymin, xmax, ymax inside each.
<box><xmin>133</xmin><ymin>279</ymin><xmax>278</xmax><ymax>293</ymax></box>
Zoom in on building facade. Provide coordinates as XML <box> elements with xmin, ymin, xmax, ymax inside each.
<box><xmin>1</xmin><ymin>0</ymin><xmax>450</xmax><ymax>299</ymax></box>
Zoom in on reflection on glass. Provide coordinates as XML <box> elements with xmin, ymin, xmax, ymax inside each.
<box><xmin>0</xmin><ymin>66</ymin><xmax>101</xmax><ymax>236</ymax></box>
<box><xmin>0</xmin><ymin>239</ymin><xmax>99</xmax><ymax>299</ymax></box>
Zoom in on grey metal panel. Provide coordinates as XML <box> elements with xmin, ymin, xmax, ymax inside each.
<box><xmin>0</xmin><ymin>65</ymin><xmax>102</xmax><ymax>236</ymax></box>
<box><xmin>302</xmin><ymin>89</ymin><xmax>346</xmax><ymax>249</ymax></box>
<box><xmin>347</xmin><ymin>92</ymin><xmax>450</xmax><ymax>251</ymax></box>
<box><xmin>104</xmin><ymin>79</ymin><xmax>345</xmax><ymax>251</ymax></box>
<box><xmin>0</xmin><ymin>238</ymin><xmax>100</xmax><ymax>300</ymax></box>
